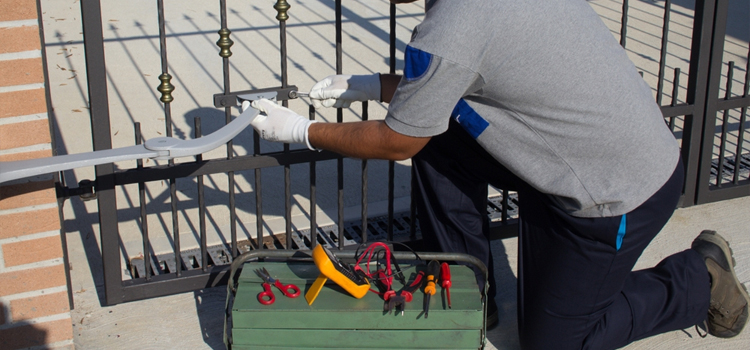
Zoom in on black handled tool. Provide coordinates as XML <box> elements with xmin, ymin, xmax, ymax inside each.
<box><xmin>423</xmin><ymin>260</ymin><xmax>440</xmax><ymax>318</ymax></box>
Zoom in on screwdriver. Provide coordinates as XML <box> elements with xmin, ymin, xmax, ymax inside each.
<box><xmin>440</xmin><ymin>262</ymin><xmax>452</xmax><ymax>309</ymax></box>
<box><xmin>423</xmin><ymin>260</ymin><xmax>440</xmax><ymax>318</ymax></box>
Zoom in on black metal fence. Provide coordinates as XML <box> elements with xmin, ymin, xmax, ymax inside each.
<box><xmin>61</xmin><ymin>0</ymin><xmax>748</xmax><ymax>305</ymax></box>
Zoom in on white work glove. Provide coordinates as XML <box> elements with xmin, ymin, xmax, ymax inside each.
<box><xmin>245</xmin><ymin>99</ymin><xmax>318</xmax><ymax>151</ymax></box>
<box><xmin>309</xmin><ymin>74</ymin><xmax>381</xmax><ymax>109</ymax></box>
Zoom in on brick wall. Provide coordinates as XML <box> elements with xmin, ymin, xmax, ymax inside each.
<box><xmin>0</xmin><ymin>0</ymin><xmax>74</xmax><ymax>349</ymax></box>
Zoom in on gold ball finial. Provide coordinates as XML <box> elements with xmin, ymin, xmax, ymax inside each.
<box><xmin>157</xmin><ymin>73</ymin><xmax>175</xmax><ymax>103</ymax></box>
<box><xmin>216</xmin><ymin>28</ymin><xmax>234</xmax><ymax>58</ymax></box>
<box><xmin>274</xmin><ymin>0</ymin><xmax>290</xmax><ymax>22</ymax></box>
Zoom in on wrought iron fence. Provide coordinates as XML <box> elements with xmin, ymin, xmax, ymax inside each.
<box><xmin>58</xmin><ymin>0</ymin><xmax>748</xmax><ymax>305</ymax></box>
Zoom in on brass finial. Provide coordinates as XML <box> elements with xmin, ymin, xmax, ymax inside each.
<box><xmin>216</xmin><ymin>28</ymin><xmax>234</xmax><ymax>58</ymax></box>
<box><xmin>274</xmin><ymin>0</ymin><xmax>290</xmax><ymax>22</ymax></box>
<box><xmin>157</xmin><ymin>73</ymin><xmax>175</xmax><ymax>103</ymax></box>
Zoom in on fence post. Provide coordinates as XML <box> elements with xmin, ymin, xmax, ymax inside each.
<box><xmin>80</xmin><ymin>0</ymin><xmax>122</xmax><ymax>305</ymax></box>
<box><xmin>680</xmin><ymin>0</ymin><xmax>719</xmax><ymax>207</ymax></box>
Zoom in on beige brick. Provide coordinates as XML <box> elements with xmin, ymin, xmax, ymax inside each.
<box><xmin>2</xmin><ymin>235</ymin><xmax>62</xmax><ymax>267</ymax></box>
<box><xmin>0</xmin><ymin>0</ymin><xmax>38</xmax><ymax>22</ymax></box>
<box><xmin>0</xmin><ymin>149</ymin><xmax>52</xmax><ymax>162</ymax></box>
<box><xmin>0</xmin><ymin>119</ymin><xmax>51</xmax><ymax>150</ymax></box>
<box><xmin>0</xmin><ymin>318</ymin><xmax>73</xmax><ymax>349</ymax></box>
<box><xmin>0</xmin><ymin>58</ymin><xmax>44</xmax><ymax>87</ymax></box>
<box><xmin>0</xmin><ymin>88</ymin><xmax>47</xmax><ymax>119</ymax></box>
<box><xmin>10</xmin><ymin>291</ymin><xmax>69</xmax><ymax>322</ymax></box>
<box><xmin>0</xmin><ymin>180</ymin><xmax>56</xmax><ymax>210</ymax></box>
<box><xmin>0</xmin><ymin>264</ymin><xmax>66</xmax><ymax>296</ymax></box>
<box><xmin>0</xmin><ymin>207</ymin><xmax>60</xmax><ymax>240</ymax></box>
<box><xmin>0</xmin><ymin>26</ymin><xmax>41</xmax><ymax>54</ymax></box>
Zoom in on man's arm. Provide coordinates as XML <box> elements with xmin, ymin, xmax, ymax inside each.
<box><xmin>250</xmin><ymin>73</ymin><xmax>423</xmax><ymax>160</ymax></box>
<box><xmin>306</xmin><ymin>73</ymin><xmax>426</xmax><ymax>160</ymax></box>
<box><xmin>308</xmin><ymin>120</ymin><xmax>429</xmax><ymax>161</ymax></box>
<box><xmin>379</xmin><ymin>74</ymin><xmax>401</xmax><ymax>104</ymax></box>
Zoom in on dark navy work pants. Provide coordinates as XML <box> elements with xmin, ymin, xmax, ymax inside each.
<box><xmin>412</xmin><ymin>120</ymin><xmax>710</xmax><ymax>349</ymax></box>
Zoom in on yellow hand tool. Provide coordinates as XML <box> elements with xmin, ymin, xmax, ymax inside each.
<box><xmin>305</xmin><ymin>245</ymin><xmax>370</xmax><ymax>305</ymax></box>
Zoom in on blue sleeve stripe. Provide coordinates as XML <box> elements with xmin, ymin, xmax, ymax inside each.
<box><xmin>451</xmin><ymin>99</ymin><xmax>489</xmax><ymax>139</ymax></box>
<box><xmin>616</xmin><ymin>214</ymin><xmax>627</xmax><ymax>251</ymax></box>
<box><xmin>403</xmin><ymin>45</ymin><xmax>433</xmax><ymax>81</ymax></box>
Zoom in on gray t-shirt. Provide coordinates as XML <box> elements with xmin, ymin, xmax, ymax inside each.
<box><xmin>385</xmin><ymin>0</ymin><xmax>680</xmax><ymax>218</ymax></box>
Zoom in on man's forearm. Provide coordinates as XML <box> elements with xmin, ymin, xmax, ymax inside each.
<box><xmin>308</xmin><ymin>120</ymin><xmax>429</xmax><ymax>161</ymax></box>
<box><xmin>380</xmin><ymin>74</ymin><xmax>401</xmax><ymax>104</ymax></box>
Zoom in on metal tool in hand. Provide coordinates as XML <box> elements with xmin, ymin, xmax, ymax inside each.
<box><xmin>288</xmin><ymin>90</ymin><xmax>309</xmax><ymax>99</ymax></box>
<box><xmin>255</xmin><ymin>267</ymin><xmax>301</xmax><ymax>305</ymax></box>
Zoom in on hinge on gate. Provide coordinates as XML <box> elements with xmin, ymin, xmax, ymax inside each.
<box><xmin>56</xmin><ymin>179</ymin><xmax>97</xmax><ymax>202</ymax></box>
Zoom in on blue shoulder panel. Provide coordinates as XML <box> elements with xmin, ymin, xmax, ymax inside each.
<box><xmin>404</xmin><ymin>45</ymin><xmax>433</xmax><ymax>81</ymax></box>
<box><xmin>451</xmin><ymin>99</ymin><xmax>489</xmax><ymax>139</ymax></box>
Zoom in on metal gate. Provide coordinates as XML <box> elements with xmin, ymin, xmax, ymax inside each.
<box><xmin>687</xmin><ymin>0</ymin><xmax>750</xmax><ymax>204</ymax></box>
<box><xmin>54</xmin><ymin>0</ymin><xmax>748</xmax><ymax>305</ymax></box>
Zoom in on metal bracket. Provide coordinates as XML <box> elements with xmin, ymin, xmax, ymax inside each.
<box><xmin>236</xmin><ymin>91</ymin><xmax>278</xmax><ymax>104</ymax></box>
<box><xmin>212</xmin><ymin>86</ymin><xmax>298</xmax><ymax>108</ymax></box>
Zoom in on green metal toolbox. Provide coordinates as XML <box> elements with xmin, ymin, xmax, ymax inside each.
<box><xmin>224</xmin><ymin>250</ymin><xmax>487</xmax><ymax>350</ymax></box>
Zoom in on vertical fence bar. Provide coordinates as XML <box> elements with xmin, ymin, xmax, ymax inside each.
<box><xmin>681</xmin><ymin>0</ymin><xmax>718</xmax><ymax>206</ymax></box>
<box><xmin>620</xmin><ymin>0</ymin><xmax>629</xmax><ymax>48</ymax></box>
<box><xmin>80</xmin><ymin>0</ymin><xmax>122</xmax><ymax>305</ymax></box>
<box><xmin>695</xmin><ymin>0</ymin><xmax>729</xmax><ymax>204</ymax></box>
<box><xmin>669</xmin><ymin>68</ymin><xmax>681</xmax><ymax>131</ymax></box>
<box><xmin>501</xmin><ymin>189</ymin><xmax>509</xmax><ymax>223</ymax></box>
<box><xmin>309</xmin><ymin>105</ymin><xmax>318</xmax><ymax>248</ymax></box>
<box><xmin>254</xmin><ymin>137</ymin><xmax>263</xmax><ymax>249</ymax></box>
<box><xmin>656</xmin><ymin>0</ymin><xmax>672</xmax><ymax>106</ymax></box>
<box><xmin>135</xmin><ymin>123</ymin><xmax>151</xmax><ymax>280</ymax></box>
<box><xmin>156</xmin><ymin>0</ymin><xmax>182</xmax><ymax>275</ymax></box>
<box><xmin>195</xmin><ymin>118</ymin><xmax>208</xmax><ymax>271</ymax></box>
<box><xmin>361</xmin><ymin>101</ymin><xmax>369</xmax><ymax>244</ymax></box>
<box><xmin>735</xmin><ymin>46</ymin><xmax>750</xmax><ymax>184</ymax></box>
<box><xmin>387</xmin><ymin>2</ymin><xmax>396</xmax><ymax>242</ymax></box>
<box><xmin>217</xmin><ymin>0</ymin><xmax>238</xmax><ymax>257</ymax></box>
<box><xmin>275</xmin><ymin>0</ymin><xmax>294</xmax><ymax>250</ymax></box>
<box><xmin>716</xmin><ymin>62</ymin><xmax>734</xmax><ymax>187</ymax></box>
<box><xmin>336</xmin><ymin>0</ymin><xmax>345</xmax><ymax>249</ymax></box>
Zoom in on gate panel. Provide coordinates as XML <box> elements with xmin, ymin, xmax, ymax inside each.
<box><xmin>47</xmin><ymin>0</ymin><xmax>747</xmax><ymax>305</ymax></box>
<box><xmin>694</xmin><ymin>0</ymin><xmax>750</xmax><ymax>204</ymax></box>
<box><xmin>72</xmin><ymin>0</ymin><xmax>460</xmax><ymax>305</ymax></box>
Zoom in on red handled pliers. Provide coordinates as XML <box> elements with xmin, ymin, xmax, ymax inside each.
<box><xmin>255</xmin><ymin>267</ymin><xmax>301</xmax><ymax>305</ymax></box>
